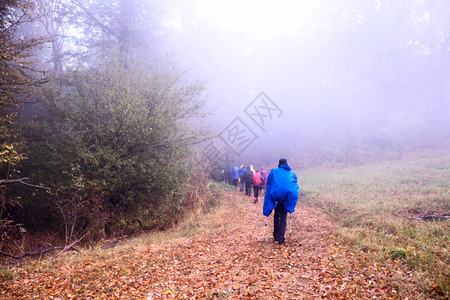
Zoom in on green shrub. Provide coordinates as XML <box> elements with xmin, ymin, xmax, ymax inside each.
<box><xmin>390</xmin><ymin>248</ymin><xmax>407</xmax><ymax>259</ymax></box>
<box><xmin>14</xmin><ymin>54</ymin><xmax>209</xmax><ymax>238</ymax></box>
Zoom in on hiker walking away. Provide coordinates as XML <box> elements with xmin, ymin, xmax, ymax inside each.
<box><xmin>263</xmin><ymin>158</ymin><xmax>299</xmax><ymax>245</ymax></box>
<box><xmin>223</xmin><ymin>165</ymin><xmax>230</xmax><ymax>184</ymax></box>
<box><xmin>244</xmin><ymin>166</ymin><xmax>253</xmax><ymax>197</ymax></box>
<box><xmin>219</xmin><ymin>169</ymin><xmax>225</xmax><ymax>182</ymax></box>
<box><xmin>239</xmin><ymin>165</ymin><xmax>245</xmax><ymax>192</ymax></box>
<box><xmin>231</xmin><ymin>164</ymin><xmax>240</xmax><ymax>187</ymax></box>
<box><xmin>252</xmin><ymin>169</ymin><xmax>264</xmax><ymax>203</ymax></box>
<box><xmin>227</xmin><ymin>165</ymin><xmax>233</xmax><ymax>185</ymax></box>
<box><xmin>260</xmin><ymin>167</ymin><xmax>268</xmax><ymax>194</ymax></box>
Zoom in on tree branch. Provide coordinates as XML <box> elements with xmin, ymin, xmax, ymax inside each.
<box><xmin>0</xmin><ymin>178</ymin><xmax>50</xmax><ymax>190</ymax></box>
<box><xmin>0</xmin><ymin>246</ymin><xmax>78</xmax><ymax>261</ymax></box>
<box><xmin>71</xmin><ymin>0</ymin><xmax>118</xmax><ymax>38</ymax></box>
<box><xmin>101</xmin><ymin>235</ymin><xmax>127</xmax><ymax>249</ymax></box>
<box><xmin>54</xmin><ymin>232</ymin><xmax>87</xmax><ymax>257</ymax></box>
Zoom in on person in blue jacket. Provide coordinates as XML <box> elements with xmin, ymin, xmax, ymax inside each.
<box><xmin>231</xmin><ymin>164</ymin><xmax>240</xmax><ymax>187</ymax></box>
<box><xmin>263</xmin><ymin>158</ymin><xmax>299</xmax><ymax>245</ymax></box>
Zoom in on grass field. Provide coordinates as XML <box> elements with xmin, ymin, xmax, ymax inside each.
<box><xmin>299</xmin><ymin>147</ymin><xmax>450</xmax><ymax>298</ymax></box>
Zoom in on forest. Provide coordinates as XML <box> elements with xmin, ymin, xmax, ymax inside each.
<box><xmin>1</xmin><ymin>0</ymin><xmax>214</xmax><ymax>254</ymax></box>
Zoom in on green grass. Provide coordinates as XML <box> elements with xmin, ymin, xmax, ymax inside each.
<box><xmin>0</xmin><ymin>268</ymin><xmax>14</xmax><ymax>281</ymax></box>
<box><xmin>299</xmin><ymin>147</ymin><xmax>450</xmax><ymax>298</ymax></box>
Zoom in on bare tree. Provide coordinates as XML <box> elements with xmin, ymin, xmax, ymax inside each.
<box><xmin>35</xmin><ymin>0</ymin><xmax>71</xmax><ymax>72</ymax></box>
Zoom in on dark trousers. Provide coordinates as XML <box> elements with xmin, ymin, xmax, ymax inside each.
<box><xmin>273</xmin><ymin>204</ymin><xmax>287</xmax><ymax>244</ymax></box>
<box><xmin>245</xmin><ymin>182</ymin><xmax>252</xmax><ymax>196</ymax></box>
<box><xmin>253</xmin><ymin>184</ymin><xmax>261</xmax><ymax>198</ymax></box>
<box><xmin>232</xmin><ymin>179</ymin><xmax>238</xmax><ymax>187</ymax></box>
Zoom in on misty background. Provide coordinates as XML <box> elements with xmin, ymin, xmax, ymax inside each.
<box><xmin>156</xmin><ymin>0</ymin><xmax>450</xmax><ymax>168</ymax></box>
<box><xmin>17</xmin><ymin>0</ymin><xmax>449</xmax><ymax>169</ymax></box>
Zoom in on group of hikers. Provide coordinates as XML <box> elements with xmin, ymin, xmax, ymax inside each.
<box><xmin>226</xmin><ymin>164</ymin><xmax>269</xmax><ymax>204</ymax></box>
<box><xmin>222</xmin><ymin>158</ymin><xmax>299</xmax><ymax>245</ymax></box>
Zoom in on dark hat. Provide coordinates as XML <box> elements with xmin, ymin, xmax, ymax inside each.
<box><xmin>278</xmin><ymin>158</ymin><xmax>288</xmax><ymax>166</ymax></box>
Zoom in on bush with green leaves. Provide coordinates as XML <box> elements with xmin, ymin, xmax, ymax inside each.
<box><xmin>18</xmin><ymin>55</ymin><xmax>208</xmax><ymax>237</ymax></box>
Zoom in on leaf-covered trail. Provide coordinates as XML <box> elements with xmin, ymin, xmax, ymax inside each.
<box><xmin>1</xmin><ymin>192</ymin><xmax>417</xmax><ymax>299</ymax></box>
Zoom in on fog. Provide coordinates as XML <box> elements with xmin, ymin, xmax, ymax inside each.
<box><xmin>53</xmin><ymin>0</ymin><xmax>449</xmax><ymax>169</ymax></box>
<box><xmin>148</xmin><ymin>0</ymin><xmax>450</xmax><ymax>168</ymax></box>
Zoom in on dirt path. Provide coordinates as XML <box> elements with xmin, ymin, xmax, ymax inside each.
<box><xmin>1</xmin><ymin>192</ymin><xmax>417</xmax><ymax>299</ymax></box>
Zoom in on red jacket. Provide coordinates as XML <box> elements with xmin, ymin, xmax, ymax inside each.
<box><xmin>253</xmin><ymin>171</ymin><xmax>263</xmax><ymax>186</ymax></box>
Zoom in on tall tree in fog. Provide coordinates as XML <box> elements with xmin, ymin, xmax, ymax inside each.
<box><xmin>0</xmin><ymin>0</ymin><xmax>46</xmax><ymax>173</ymax></box>
<box><xmin>35</xmin><ymin>0</ymin><xmax>74</xmax><ymax>72</ymax></box>
<box><xmin>0</xmin><ymin>1</ymin><xmax>46</xmax><ymax>104</ymax></box>
<box><xmin>70</xmin><ymin>0</ymin><xmax>161</xmax><ymax>65</ymax></box>
<box><xmin>0</xmin><ymin>0</ymin><xmax>48</xmax><ymax>248</ymax></box>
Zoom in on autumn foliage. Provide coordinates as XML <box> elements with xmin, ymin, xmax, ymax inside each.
<box><xmin>0</xmin><ymin>192</ymin><xmax>430</xmax><ymax>299</ymax></box>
